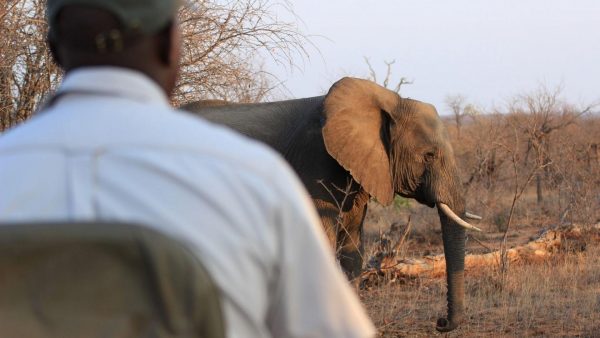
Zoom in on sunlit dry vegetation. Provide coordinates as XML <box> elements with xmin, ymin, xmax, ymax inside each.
<box><xmin>361</xmin><ymin>85</ymin><xmax>600</xmax><ymax>336</ymax></box>
<box><xmin>0</xmin><ymin>0</ymin><xmax>60</xmax><ymax>130</ymax></box>
<box><xmin>0</xmin><ymin>0</ymin><xmax>306</xmax><ymax>132</ymax></box>
<box><xmin>175</xmin><ymin>0</ymin><xmax>308</xmax><ymax>104</ymax></box>
<box><xmin>2</xmin><ymin>1</ymin><xmax>600</xmax><ymax>336</ymax></box>
<box><xmin>361</xmin><ymin>242</ymin><xmax>600</xmax><ymax>337</ymax></box>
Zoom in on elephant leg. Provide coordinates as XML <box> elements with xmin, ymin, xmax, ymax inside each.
<box><xmin>337</xmin><ymin>203</ymin><xmax>368</xmax><ymax>280</ymax></box>
<box><xmin>313</xmin><ymin>199</ymin><xmax>341</xmax><ymax>250</ymax></box>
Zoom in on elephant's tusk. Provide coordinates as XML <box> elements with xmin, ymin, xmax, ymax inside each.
<box><xmin>465</xmin><ymin>212</ymin><xmax>482</xmax><ymax>220</ymax></box>
<box><xmin>438</xmin><ymin>203</ymin><xmax>483</xmax><ymax>232</ymax></box>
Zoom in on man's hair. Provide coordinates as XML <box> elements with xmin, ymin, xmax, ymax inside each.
<box><xmin>49</xmin><ymin>6</ymin><xmax>145</xmax><ymax>54</ymax></box>
<box><xmin>47</xmin><ymin>5</ymin><xmax>175</xmax><ymax>72</ymax></box>
<box><xmin>47</xmin><ymin>4</ymin><xmax>179</xmax><ymax>93</ymax></box>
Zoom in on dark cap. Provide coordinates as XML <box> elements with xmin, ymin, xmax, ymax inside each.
<box><xmin>47</xmin><ymin>0</ymin><xmax>182</xmax><ymax>35</ymax></box>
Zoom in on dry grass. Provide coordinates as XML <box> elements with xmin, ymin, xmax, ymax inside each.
<box><xmin>360</xmin><ymin>217</ymin><xmax>600</xmax><ymax>337</ymax></box>
<box><xmin>360</xmin><ymin>115</ymin><xmax>600</xmax><ymax>335</ymax></box>
<box><xmin>463</xmin><ymin>248</ymin><xmax>600</xmax><ymax>337</ymax></box>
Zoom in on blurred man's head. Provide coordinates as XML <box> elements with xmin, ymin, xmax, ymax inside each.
<box><xmin>46</xmin><ymin>0</ymin><xmax>182</xmax><ymax>95</ymax></box>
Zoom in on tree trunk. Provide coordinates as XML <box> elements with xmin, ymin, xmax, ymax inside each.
<box><xmin>536</xmin><ymin>172</ymin><xmax>543</xmax><ymax>204</ymax></box>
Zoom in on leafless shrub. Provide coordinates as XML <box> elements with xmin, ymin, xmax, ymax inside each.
<box><xmin>364</xmin><ymin>57</ymin><xmax>412</xmax><ymax>94</ymax></box>
<box><xmin>0</xmin><ymin>0</ymin><xmax>309</xmax><ymax>131</ymax></box>
<box><xmin>445</xmin><ymin>94</ymin><xmax>480</xmax><ymax>141</ymax></box>
<box><xmin>1</xmin><ymin>0</ymin><xmax>61</xmax><ymax>131</ymax></box>
<box><xmin>174</xmin><ymin>0</ymin><xmax>309</xmax><ymax>104</ymax></box>
<box><xmin>360</xmin><ymin>216</ymin><xmax>412</xmax><ymax>289</ymax></box>
<box><xmin>508</xmin><ymin>85</ymin><xmax>594</xmax><ymax>207</ymax></box>
<box><xmin>357</xmin><ymin>67</ymin><xmax>600</xmax><ymax>336</ymax></box>
<box><xmin>446</xmin><ymin>85</ymin><xmax>599</xmax><ymax>287</ymax></box>
<box><xmin>318</xmin><ymin>178</ymin><xmax>360</xmax><ymax>259</ymax></box>
<box><xmin>496</xmin><ymin>123</ymin><xmax>546</xmax><ymax>284</ymax></box>
<box><xmin>452</xmin><ymin>86</ymin><xmax>599</xmax><ymax>229</ymax></box>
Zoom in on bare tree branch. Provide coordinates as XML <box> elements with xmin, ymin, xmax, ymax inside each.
<box><xmin>1</xmin><ymin>0</ymin><xmax>310</xmax><ymax>131</ymax></box>
<box><xmin>364</xmin><ymin>58</ymin><xmax>413</xmax><ymax>94</ymax></box>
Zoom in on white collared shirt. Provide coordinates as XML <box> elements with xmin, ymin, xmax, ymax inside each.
<box><xmin>0</xmin><ymin>67</ymin><xmax>375</xmax><ymax>338</ymax></box>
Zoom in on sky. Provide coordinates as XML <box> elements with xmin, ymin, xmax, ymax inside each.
<box><xmin>265</xmin><ymin>0</ymin><xmax>600</xmax><ymax>115</ymax></box>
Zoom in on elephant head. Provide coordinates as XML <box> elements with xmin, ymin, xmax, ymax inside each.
<box><xmin>322</xmin><ymin>77</ymin><xmax>480</xmax><ymax>332</ymax></box>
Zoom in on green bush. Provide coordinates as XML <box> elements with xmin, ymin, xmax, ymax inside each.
<box><xmin>393</xmin><ymin>195</ymin><xmax>411</xmax><ymax>210</ymax></box>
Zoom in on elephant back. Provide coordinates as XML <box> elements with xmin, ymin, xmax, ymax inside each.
<box><xmin>182</xmin><ymin>97</ymin><xmax>325</xmax><ymax>155</ymax></box>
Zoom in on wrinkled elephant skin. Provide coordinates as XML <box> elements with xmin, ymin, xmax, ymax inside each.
<box><xmin>183</xmin><ymin>77</ymin><xmax>475</xmax><ymax>332</ymax></box>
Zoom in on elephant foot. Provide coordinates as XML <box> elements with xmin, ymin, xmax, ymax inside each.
<box><xmin>339</xmin><ymin>250</ymin><xmax>362</xmax><ymax>280</ymax></box>
<box><xmin>435</xmin><ymin>315</ymin><xmax>462</xmax><ymax>332</ymax></box>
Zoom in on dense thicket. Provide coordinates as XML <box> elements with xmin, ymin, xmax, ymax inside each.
<box><xmin>447</xmin><ymin>88</ymin><xmax>599</xmax><ymax>229</ymax></box>
<box><xmin>0</xmin><ymin>0</ymin><xmax>306</xmax><ymax>131</ymax></box>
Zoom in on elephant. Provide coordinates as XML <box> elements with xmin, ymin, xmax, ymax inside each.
<box><xmin>181</xmin><ymin>77</ymin><xmax>481</xmax><ymax>332</ymax></box>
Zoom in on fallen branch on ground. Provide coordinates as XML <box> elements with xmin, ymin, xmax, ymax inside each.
<box><xmin>359</xmin><ymin>224</ymin><xmax>600</xmax><ymax>289</ymax></box>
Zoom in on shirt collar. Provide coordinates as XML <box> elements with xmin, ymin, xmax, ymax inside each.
<box><xmin>58</xmin><ymin>66</ymin><xmax>171</xmax><ymax>107</ymax></box>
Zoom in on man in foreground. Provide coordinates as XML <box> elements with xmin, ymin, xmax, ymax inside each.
<box><xmin>0</xmin><ymin>0</ymin><xmax>375</xmax><ymax>337</ymax></box>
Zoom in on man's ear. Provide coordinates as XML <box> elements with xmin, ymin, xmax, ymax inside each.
<box><xmin>157</xmin><ymin>22</ymin><xmax>176</xmax><ymax>66</ymax></box>
<box><xmin>47</xmin><ymin>31</ymin><xmax>63</xmax><ymax>67</ymax></box>
<box><xmin>168</xmin><ymin>21</ymin><xmax>181</xmax><ymax>68</ymax></box>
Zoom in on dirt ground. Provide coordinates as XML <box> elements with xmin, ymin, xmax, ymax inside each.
<box><xmin>359</xmin><ymin>202</ymin><xmax>600</xmax><ymax>337</ymax></box>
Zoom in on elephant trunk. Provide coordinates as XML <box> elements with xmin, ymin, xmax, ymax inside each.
<box><xmin>436</xmin><ymin>205</ymin><xmax>467</xmax><ymax>332</ymax></box>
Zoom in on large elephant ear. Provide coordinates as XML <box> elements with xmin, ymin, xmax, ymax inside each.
<box><xmin>322</xmin><ymin>77</ymin><xmax>400</xmax><ymax>206</ymax></box>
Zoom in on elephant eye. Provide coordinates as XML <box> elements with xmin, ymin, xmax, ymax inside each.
<box><xmin>424</xmin><ymin>151</ymin><xmax>436</xmax><ymax>163</ymax></box>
